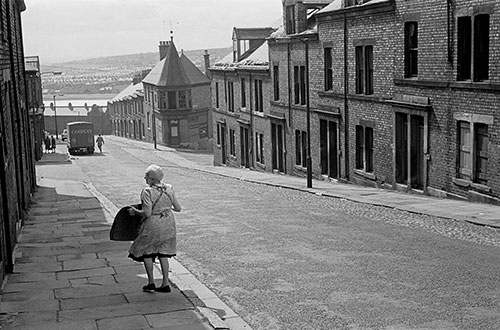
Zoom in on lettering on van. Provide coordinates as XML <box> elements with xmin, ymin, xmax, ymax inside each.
<box><xmin>71</xmin><ymin>129</ymin><xmax>93</xmax><ymax>134</ymax></box>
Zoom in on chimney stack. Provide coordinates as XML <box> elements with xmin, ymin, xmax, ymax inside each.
<box><xmin>203</xmin><ymin>50</ymin><xmax>211</xmax><ymax>79</ymax></box>
<box><xmin>159</xmin><ymin>41</ymin><xmax>170</xmax><ymax>60</ymax></box>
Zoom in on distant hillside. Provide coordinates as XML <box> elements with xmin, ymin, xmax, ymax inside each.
<box><xmin>40</xmin><ymin>46</ymin><xmax>232</xmax><ymax>95</ymax></box>
<box><xmin>41</xmin><ymin>46</ymin><xmax>232</xmax><ymax>76</ymax></box>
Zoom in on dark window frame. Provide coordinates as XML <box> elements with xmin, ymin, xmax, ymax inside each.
<box><xmin>355</xmin><ymin>45</ymin><xmax>374</xmax><ymax>95</ymax></box>
<box><xmin>457</xmin><ymin>14</ymin><xmax>489</xmax><ymax>82</ymax></box>
<box><xmin>404</xmin><ymin>21</ymin><xmax>418</xmax><ymax>78</ymax></box>
<box><xmin>324</xmin><ymin>47</ymin><xmax>333</xmax><ymax>91</ymax></box>
<box><xmin>273</xmin><ymin>65</ymin><xmax>280</xmax><ymax>101</ymax></box>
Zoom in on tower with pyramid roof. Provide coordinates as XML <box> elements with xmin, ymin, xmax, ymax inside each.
<box><xmin>141</xmin><ymin>37</ymin><xmax>212</xmax><ymax>149</ymax></box>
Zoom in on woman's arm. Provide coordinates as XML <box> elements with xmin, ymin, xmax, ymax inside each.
<box><xmin>128</xmin><ymin>189</ymin><xmax>152</xmax><ymax>217</ymax></box>
<box><xmin>169</xmin><ymin>190</ymin><xmax>182</xmax><ymax>212</ymax></box>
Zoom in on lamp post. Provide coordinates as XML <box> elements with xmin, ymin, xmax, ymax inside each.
<box><xmin>53</xmin><ymin>95</ymin><xmax>58</xmax><ymax>139</ymax></box>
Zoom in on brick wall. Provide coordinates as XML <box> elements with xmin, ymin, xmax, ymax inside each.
<box><xmin>0</xmin><ymin>0</ymin><xmax>35</xmax><ymax>281</ymax></box>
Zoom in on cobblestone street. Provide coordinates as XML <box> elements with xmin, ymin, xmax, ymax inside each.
<box><xmin>72</xmin><ymin>136</ymin><xmax>500</xmax><ymax>330</ymax></box>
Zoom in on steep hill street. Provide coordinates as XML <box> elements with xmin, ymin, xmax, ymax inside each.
<box><xmin>66</xmin><ymin>136</ymin><xmax>500</xmax><ymax>329</ymax></box>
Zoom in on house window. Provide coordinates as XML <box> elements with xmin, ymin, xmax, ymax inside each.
<box><xmin>324</xmin><ymin>47</ymin><xmax>333</xmax><ymax>91</ymax></box>
<box><xmin>293</xmin><ymin>65</ymin><xmax>306</xmax><ymax>105</ymax></box>
<box><xmin>168</xmin><ymin>91</ymin><xmax>177</xmax><ymax>109</ymax></box>
<box><xmin>286</xmin><ymin>5</ymin><xmax>295</xmax><ymax>35</ymax></box>
<box><xmin>355</xmin><ymin>45</ymin><xmax>373</xmax><ymax>95</ymax></box>
<box><xmin>404</xmin><ymin>22</ymin><xmax>418</xmax><ymax>78</ymax></box>
<box><xmin>457</xmin><ymin>14</ymin><xmax>489</xmax><ymax>81</ymax></box>
<box><xmin>229</xmin><ymin>129</ymin><xmax>236</xmax><ymax>156</ymax></box>
<box><xmin>179</xmin><ymin>90</ymin><xmax>187</xmax><ymax>109</ymax></box>
<box><xmin>295</xmin><ymin>130</ymin><xmax>307</xmax><ymax>167</ymax></box>
<box><xmin>273</xmin><ymin>65</ymin><xmax>280</xmax><ymax>101</ymax></box>
<box><xmin>147</xmin><ymin>112</ymin><xmax>150</xmax><ymax>128</ymax></box>
<box><xmin>294</xmin><ymin>66</ymin><xmax>300</xmax><ymax>104</ymax></box>
<box><xmin>355</xmin><ymin>125</ymin><xmax>374</xmax><ymax>172</ymax></box>
<box><xmin>256</xmin><ymin>133</ymin><xmax>264</xmax><ymax>164</ymax></box>
<box><xmin>159</xmin><ymin>91</ymin><xmax>167</xmax><ymax>109</ymax></box>
<box><xmin>458</xmin><ymin>121</ymin><xmax>488</xmax><ymax>184</ymax></box>
<box><xmin>241</xmin><ymin>78</ymin><xmax>246</xmax><ymax>108</ymax></box>
<box><xmin>215</xmin><ymin>82</ymin><xmax>219</xmax><ymax>108</ymax></box>
<box><xmin>228</xmin><ymin>81</ymin><xmax>234</xmax><ymax>112</ymax></box>
<box><xmin>254</xmin><ymin>79</ymin><xmax>263</xmax><ymax>112</ymax></box>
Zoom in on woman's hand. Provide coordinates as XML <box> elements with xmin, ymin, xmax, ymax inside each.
<box><xmin>128</xmin><ymin>206</ymin><xmax>138</xmax><ymax>216</ymax></box>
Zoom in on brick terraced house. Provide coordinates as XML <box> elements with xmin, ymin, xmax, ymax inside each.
<box><xmin>108</xmin><ymin>70</ymin><xmax>148</xmax><ymax>141</ymax></box>
<box><xmin>211</xmin><ymin>27</ymin><xmax>277</xmax><ymax>169</ymax></box>
<box><xmin>313</xmin><ymin>0</ymin><xmax>500</xmax><ymax>204</ymax></box>
<box><xmin>0</xmin><ymin>0</ymin><xmax>37</xmax><ymax>282</ymax></box>
<box><xmin>210</xmin><ymin>0</ymin><xmax>500</xmax><ymax>204</ymax></box>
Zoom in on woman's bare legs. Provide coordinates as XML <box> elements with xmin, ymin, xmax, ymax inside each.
<box><xmin>158</xmin><ymin>257</ymin><xmax>170</xmax><ymax>287</ymax></box>
<box><xmin>143</xmin><ymin>258</ymin><xmax>155</xmax><ymax>285</ymax></box>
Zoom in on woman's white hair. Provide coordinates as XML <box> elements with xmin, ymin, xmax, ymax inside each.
<box><xmin>145</xmin><ymin>165</ymin><xmax>164</xmax><ymax>182</ymax></box>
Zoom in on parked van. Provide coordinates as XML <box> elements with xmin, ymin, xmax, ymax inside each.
<box><xmin>66</xmin><ymin>121</ymin><xmax>95</xmax><ymax>155</ymax></box>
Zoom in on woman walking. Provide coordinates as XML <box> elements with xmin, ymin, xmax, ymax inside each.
<box><xmin>128</xmin><ymin>165</ymin><xmax>182</xmax><ymax>292</ymax></box>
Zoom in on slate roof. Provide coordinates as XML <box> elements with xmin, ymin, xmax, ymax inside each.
<box><xmin>142</xmin><ymin>40</ymin><xmax>191</xmax><ymax>87</ymax></box>
<box><xmin>110</xmin><ymin>82</ymin><xmax>143</xmax><ymax>103</ymax></box>
<box><xmin>179</xmin><ymin>53</ymin><xmax>211</xmax><ymax>85</ymax></box>
<box><xmin>237</xmin><ymin>43</ymin><xmax>269</xmax><ymax>70</ymax></box>
<box><xmin>318</xmin><ymin>0</ymin><xmax>388</xmax><ymax>14</ymax></box>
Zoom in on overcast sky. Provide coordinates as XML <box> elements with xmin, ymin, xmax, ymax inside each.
<box><xmin>22</xmin><ymin>0</ymin><xmax>283</xmax><ymax>64</ymax></box>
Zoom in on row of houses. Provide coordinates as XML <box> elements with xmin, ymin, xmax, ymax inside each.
<box><xmin>108</xmin><ymin>0</ymin><xmax>499</xmax><ymax>205</ymax></box>
<box><xmin>0</xmin><ymin>0</ymin><xmax>37</xmax><ymax>282</ymax></box>
<box><xmin>211</xmin><ymin>0</ymin><xmax>500</xmax><ymax>204</ymax></box>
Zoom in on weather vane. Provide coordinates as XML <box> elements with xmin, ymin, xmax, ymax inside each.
<box><xmin>163</xmin><ymin>20</ymin><xmax>179</xmax><ymax>40</ymax></box>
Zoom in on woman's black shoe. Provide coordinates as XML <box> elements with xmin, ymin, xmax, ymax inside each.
<box><xmin>155</xmin><ymin>285</ymin><xmax>171</xmax><ymax>293</ymax></box>
<box><xmin>142</xmin><ymin>283</ymin><xmax>156</xmax><ymax>292</ymax></box>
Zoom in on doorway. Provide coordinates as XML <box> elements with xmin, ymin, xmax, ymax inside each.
<box><xmin>320</xmin><ymin>119</ymin><xmax>338</xmax><ymax>179</ymax></box>
<box><xmin>395</xmin><ymin>112</ymin><xmax>425</xmax><ymax>190</ymax></box>
<box><xmin>271</xmin><ymin>122</ymin><xmax>284</xmax><ymax>172</ymax></box>
<box><xmin>168</xmin><ymin>120</ymin><xmax>179</xmax><ymax>146</ymax></box>
<box><xmin>240</xmin><ymin>126</ymin><xmax>250</xmax><ymax>168</ymax></box>
<box><xmin>220</xmin><ymin>124</ymin><xmax>227</xmax><ymax>165</ymax></box>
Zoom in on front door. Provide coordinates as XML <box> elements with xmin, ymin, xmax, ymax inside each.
<box><xmin>240</xmin><ymin>126</ymin><xmax>250</xmax><ymax>168</ymax></box>
<box><xmin>320</xmin><ymin>119</ymin><xmax>338</xmax><ymax>179</ymax></box>
<box><xmin>271</xmin><ymin>123</ymin><xmax>284</xmax><ymax>172</ymax></box>
<box><xmin>168</xmin><ymin>120</ymin><xmax>179</xmax><ymax>146</ymax></box>
<box><xmin>220</xmin><ymin>125</ymin><xmax>227</xmax><ymax>165</ymax></box>
<box><xmin>395</xmin><ymin>113</ymin><xmax>425</xmax><ymax>190</ymax></box>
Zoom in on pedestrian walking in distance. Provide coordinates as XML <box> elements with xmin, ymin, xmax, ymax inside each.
<box><xmin>128</xmin><ymin>165</ymin><xmax>182</xmax><ymax>293</ymax></box>
<box><xmin>50</xmin><ymin>136</ymin><xmax>56</xmax><ymax>153</ymax></box>
<box><xmin>44</xmin><ymin>135</ymin><xmax>51</xmax><ymax>153</ymax></box>
<box><xmin>96</xmin><ymin>134</ymin><xmax>104</xmax><ymax>153</ymax></box>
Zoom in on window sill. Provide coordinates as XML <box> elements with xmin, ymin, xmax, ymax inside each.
<box><xmin>354</xmin><ymin>169</ymin><xmax>376</xmax><ymax>180</ymax></box>
<box><xmin>471</xmin><ymin>183</ymin><xmax>491</xmax><ymax>193</ymax></box>
<box><xmin>452</xmin><ymin>178</ymin><xmax>470</xmax><ymax>188</ymax></box>
<box><xmin>253</xmin><ymin>111</ymin><xmax>265</xmax><ymax>117</ymax></box>
<box><xmin>256</xmin><ymin>162</ymin><xmax>266</xmax><ymax>170</ymax></box>
<box><xmin>294</xmin><ymin>165</ymin><xmax>307</xmax><ymax>173</ymax></box>
<box><xmin>229</xmin><ymin>155</ymin><xmax>237</xmax><ymax>161</ymax></box>
<box><xmin>452</xmin><ymin>178</ymin><xmax>491</xmax><ymax>193</ymax></box>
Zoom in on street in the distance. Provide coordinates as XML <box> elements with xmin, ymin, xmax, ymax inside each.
<box><xmin>72</xmin><ymin>135</ymin><xmax>500</xmax><ymax>330</ymax></box>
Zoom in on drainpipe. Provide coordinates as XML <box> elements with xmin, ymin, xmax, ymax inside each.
<box><xmin>287</xmin><ymin>43</ymin><xmax>292</xmax><ymax>128</ymax></box>
<box><xmin>249</xmin><ymin>72</ymin><xmax>254</xmax><ymax>168</ymax></box>
<box><xmin>343</xmin><ymin>7</ymin><xmax>350</xmax><ymax>181</ymax></box>
<box><xmin>305</xmin><ymin>39</ymin><xmax>312</xmax><ymax>188</ymax></box>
